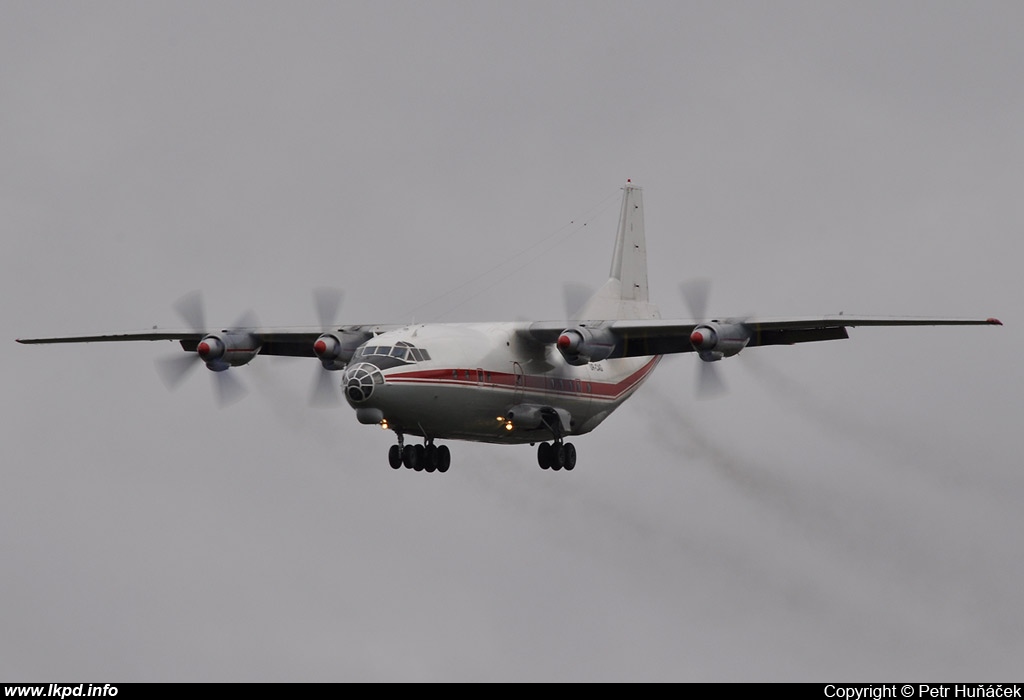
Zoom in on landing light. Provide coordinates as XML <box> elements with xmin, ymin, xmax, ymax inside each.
<box><xmin>504</xmin><ymin>421</ymin><xmax>514</xmax><ymax>431</ymax></box>
<box><xmin>380</xmin><ymin>419</ymin><xmax>389</xmax><ymax>430</ymax></box>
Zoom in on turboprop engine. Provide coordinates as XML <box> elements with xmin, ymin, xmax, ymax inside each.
<box><xmin>195</xmin><ymin>331</ymin><xmax>261</xmax><ymax>372</ymax></box>
<box><xmin>312</xmin><ymin>330</ymin><xmax>366</xmax><ymax>370</ymax></box>
<box><xmin>689</xmin><ymin>321</ymin><xmax>751</xmax><ymax>362</ymax></box>
<box><xmin>556</xmin><ymin>326</ymin><xmax>616</xmax><ymax>366</ymax></box>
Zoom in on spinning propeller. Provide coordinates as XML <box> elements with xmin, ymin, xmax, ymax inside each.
<box><xmin>680</xmin><ymin>278</ymin><xmax>737</xmax><ymax>399</ymax></box>
<box><xmin>154</xmin><ymin>291</ymin><xmax>253</xmax><ymax>407</ymax></box>
<box><xmin>309</xmin><ymin>287</ymin><xmax>346</xmax><ymax>407</ymax></box>
<box><xmin>562</xmin><ymin>282</ymin><xmax>594</xmax><ymax>321</ymax></box>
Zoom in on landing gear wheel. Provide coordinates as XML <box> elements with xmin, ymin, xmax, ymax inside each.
<box><xmin>552</xmin><ymin>443</ymin><xmax>565</xmax><ymax>471</ymax></box>
<box><xmin>388</xmin><ymin>444</ymin><xmax>403</xmax><ymax>469</ymax></box>
<box><xmin>537</xmin><ymin>442</ymin><xmax>553</xmax><ymax>469</ymax></box>
<box><xmin>437</xmin><ymin>445</ymin><xmax>451</xmax><ymax>473</ymax></box>
<box><xmin>402</xmin><ymin>444</ymin><xmax>417</xmax><ymax>470</ymax></box>
<box><xmin>563</xmin><ymin>442</ymin><xmax>576</xmax><ymax>471</ymax></box>
<box><xmin>424</xmin><ymin>444</ymin><xmax>438</xmax><ymax>473</ymax></box>
<box><xmin>413</xmin><ymin>444</ymin><xmax>425</xmax><ymax>471</ymax></box>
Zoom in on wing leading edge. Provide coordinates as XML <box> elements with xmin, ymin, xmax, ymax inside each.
<box><xmin>15</xmin><ymin>325</ymin><xmax>396</xmax><ymax>358</ymax></box>
<box><xmin>525</xmin><ymin>316</ymin><xmax>1003</xmax><ymax>359</ymax></box>
<box><xmin>17</xmin><ymin>315</ymin><xmax>1003</xmax><ymax>361</ymax></box>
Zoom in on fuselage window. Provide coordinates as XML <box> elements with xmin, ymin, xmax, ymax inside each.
<box><xmin>452</xmin><ymin>369</ymin><xmax>458</xmax><ymax>379</ymax></box>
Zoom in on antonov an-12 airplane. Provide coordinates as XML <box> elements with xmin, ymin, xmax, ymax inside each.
<box><xmin>17</xmin><ymin>181</ymin><xmax>1002</xmax><ymax>473</ymax></box>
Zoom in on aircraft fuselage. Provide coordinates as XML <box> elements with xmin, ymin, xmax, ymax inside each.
<box><xmin>342</xmin><ymin>322</ymin><xmax>660</xmax><ymax>444</ymax></box>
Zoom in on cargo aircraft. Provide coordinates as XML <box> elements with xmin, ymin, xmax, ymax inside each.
<box><xmin>17</xmin><ymin>182</ymin><xmax>1002</xmax><ymax>473</ymax></box>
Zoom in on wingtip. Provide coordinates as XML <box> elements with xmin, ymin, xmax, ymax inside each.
<box><xmin>987</xmin><ymin>317</ymin><xmax>1003</xmax><ymax>326</ymax></box>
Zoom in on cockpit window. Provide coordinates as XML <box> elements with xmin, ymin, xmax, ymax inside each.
<box><xmin>355</xmin><ymin>341</ymin><xmax>430</xmax><ymax>364</ymax></box>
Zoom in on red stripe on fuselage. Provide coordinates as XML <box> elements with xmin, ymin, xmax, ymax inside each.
<box><xmin>384</xmin><ymin>356</ymin><xmax>661</xmax><ymax>402</ymax></box>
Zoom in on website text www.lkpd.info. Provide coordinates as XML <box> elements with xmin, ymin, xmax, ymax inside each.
<box><xmin>5</xmin><ymin>686</ymin><xmax>116</xmax><ymax>698</ymax></box>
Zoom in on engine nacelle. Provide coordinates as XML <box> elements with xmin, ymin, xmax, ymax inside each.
<box><xmin>196</xmin><ymin>331</ymin><xmax>260</xmax><ymax>372</ymax></box>
<box><xmin>504</xmin><ymin>404</ymin><xmax>572</xmax><ymax>433</ymax></box>
<box><xmin>313</xmin><ymin>331</ymin><xmax>365</xmax><ymax>370</ymax></box>
<box><xmin>689</xmin><ymin>322</ymin><xmax>750</xmax><ymax>362</ymax></box>
<box><xmin>556</xmin><ymin>326</ymin><xmax>616</xmax><ymax>366</ymax></box>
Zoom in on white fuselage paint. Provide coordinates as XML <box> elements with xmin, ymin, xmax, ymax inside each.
<box><xmin>347</xmin><ymin>322</ymin><xmax>661</xmax><ymax>445</ymax></box>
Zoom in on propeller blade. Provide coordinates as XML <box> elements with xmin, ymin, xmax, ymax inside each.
<box><xmin>308</xmin><ymin>287</ymin><xmax>347</xmax><ymax>407</ymax></box>
<box><xmin>562</xmin><ymin>282</ymin><xmax>594</xmax><ymax>320</ymax></box>
<box><xmin>162</xmin><ymin>293</ymin><xmax>255</xmax><ymax>406</ymax></box>
<box><xmin>173</xmin><ymin>290</ymin><xmax>207</xmax><ymax>332</ymax></box>
<box><xmin>211</xmin><ymin>370</ymin><xmax>247</xmax><ymax>408</ymax></box>
<box><xmin>696</xmin><ymin>361</ymin><xmax>728</xmax><ymax>399</ymax></box>
<box><xmin>154</xmin><ymin>354</ymin><xmax>201</xmax><ymax>391</ymax></box>
<box><xmin>231</xmin><ymin>309</ymin><xmax>260</xmax><ymax>330</ymax></box>
<box><xmin>310</xmin><ymin>367</ymin><xmax>342</xmax><ymax>407</ymax></box>
<box><xmin>314</xmin><ymin>287</ymin><xmax>344</xmax><ymax>328</ymax></box>
<box><xmin>680</xmin><ymin>278</ymin><xmax>711</xmax><ymax>320</ymax></box>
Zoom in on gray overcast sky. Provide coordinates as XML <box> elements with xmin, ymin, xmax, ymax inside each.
<box><xmin>3</xmin><ymin>1</ymin><xmax>1022</xmax><ymax>682</ymax></box>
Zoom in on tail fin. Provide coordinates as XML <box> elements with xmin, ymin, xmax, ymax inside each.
<box><xmin>573</xmin><ymin>181</ymin><xmax>661</xmax><ymax>321</ymax></box>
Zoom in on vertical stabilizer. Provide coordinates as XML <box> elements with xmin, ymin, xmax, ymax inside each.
<box><xmin>610</xmin><ymin>181</ymin><xmax>649</xmax><ymax>302</ymax></box>
<box><xmin>574</xmin><ymin>181</ymin><xmax>660</xmax><ymax>321</ymax></box>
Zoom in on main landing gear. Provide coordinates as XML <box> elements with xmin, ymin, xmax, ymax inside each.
<box><xmin>535</xmin><ymin>410</ymin><xmax>576</xmax><ymax>471</ymax></box>
<box><xmin>388</xmin><ymin>435</ymin><xmax>450</xmax><ymax>473</ymax></box>
<box><xmin>536</xmin><ymin>440</ymin><xmax>576</xmax><ymax>471</ymax></box>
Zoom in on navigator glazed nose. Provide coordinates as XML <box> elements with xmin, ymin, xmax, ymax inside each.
<box><xmin>342</xmin><ymin>362</ymin><xmax>385</xmax><ymax>404</ymax></box>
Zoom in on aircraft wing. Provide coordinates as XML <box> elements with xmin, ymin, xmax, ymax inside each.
<box><xmin>16</xmin><ymin>330</ymin><xmax>207</xmax><ymax>344</ymax></box>
<box><xmin>525</xmin><ymin>315</ymin><xmax>1003</xmax><ymax>359</ymax></box>
<box><xmin>15</xmin><ymin>325</ymin><xmax>397</xmax><ymax>357</ymax></box>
